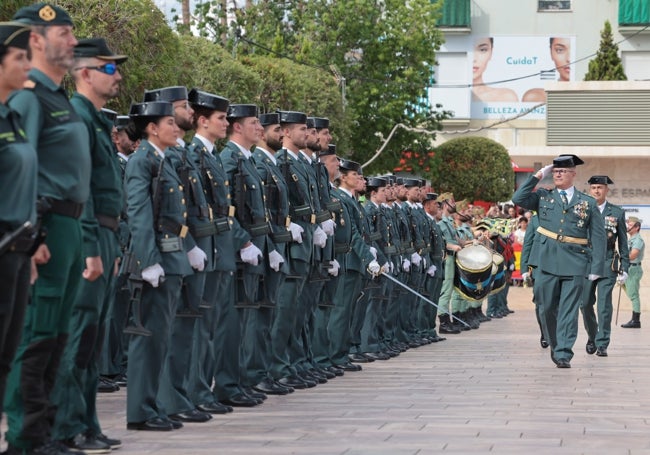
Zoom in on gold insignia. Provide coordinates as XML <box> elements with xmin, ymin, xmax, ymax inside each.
<box><xmin>228</xmin><ymin>206</ymin><xmax>236</xmax><ymax>217</ymax></box>
<box><xmin>179</xmin><ymin>225</ymin><xmax>189</xmax><ymax>238</ymax></box>
<box><xmin>292</xmin><ymin>174</ymin><xmax>299</xmax><ymax>182</ymax></box>
<box><xmin>23</xmin><ymin>80</ymin><xmax>36</xmax><ymax>89</ymax></box>
<box><xmin>39</xmin><ymin>5</ymin><xmax>56</xmax><ymax>21</ymax></box>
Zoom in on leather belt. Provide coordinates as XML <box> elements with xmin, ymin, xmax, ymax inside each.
<box><xmin>630</xmin><ymin>263</ymin><xmax>641</xmax><ymax>267</ymax></box>
<box><xmin>47</xmin><ymin>198</ymin><xmax>84</xmax><ymax>219</ymax></box>
<box><xmin>157</xmin><ymin>218</ymin><xmax>188</xmax><ymax>238</ymax></box>
<box><xmin>536</xmin><ymin>226</ymin><xmax>588</xmax><ymax>245</ymax></box>
<box><xmin>334</xmin><ymin>242</ymin><xmax>351</xmax><ymax>254</ymax></box>
<box><xmin>96</xmin><ymin>213</ymin><xmax>119</xmax><ymax>231</ymax></box>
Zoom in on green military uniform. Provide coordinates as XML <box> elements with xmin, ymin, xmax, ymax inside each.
<box><xmin>422</xmin><ymin>194</ymin><xmax>445</xmax><ymax>341</ymax></box>
<box><xmin>580</xmin><ymin>192</ymin><xmax>629</xmax><ymax>352</ymax></box>
<box><xmin>124</xmin><ymin>102</ymin><xmax>194</xmax><ymax>426</ymax></box>
<box><xmin>186</xmin><ymin>133</ymin><xmax>250</xmax><ymax>408</ymax></box>
<box><xmin>512</xmin><ymin>156</ymin><xmax>606</xmax><ymax>366</ymax></box>
<box><xmin>272</xmin><ymin>144</ymin><xmax>316</xmax><ymax>385</ymax></box>
<box><xmin>5</xmin><ymin>64</ymin><xmax>91</xmax><ymax>449</ymax></box>
<box><xmin>625</xmin><ymin>229</ymin><xmax>644</xmax><ymax>314</ymax></box>
<box><xmin>329</xmin><ymin>166</ymin><xmax>375</xmax><ymax>368</ymax></box>
<box><xmin>0</xmin><ymin>23</ymin><xmax>38</xmax><ymax>429</ymax></box>
<box><xmin>437</xmin><ymin>211</ymin><xmax>460</xmax><ymax>334</ymax></box>
<box><xmin>520</xmin><ymin>214</ymin><xmax>547</xmax><ymax>345</ymax></box>
<box><xmin>52</xmin><ymin>88</ymin><xmax>124</xmax><ymax>442</ymax></box>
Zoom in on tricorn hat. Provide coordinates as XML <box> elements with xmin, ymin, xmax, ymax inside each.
<box><xmin>227</xmin><ymin>104</ymin><xmax>258</xmax><ymax>119</ymax></box>
<box><xmin>553</xmin><ymin>154</ymin><xmax>584</xmax><ymax>168</ymax></box>
<box><xmin>277</xmin><ymin>110</ymin><xmax>307</xmax><ymax>124</ymax></box>
<box><xmin>319</xmin><ymin>143</ymin><xmax>337</xmax><ymax>157</ymax></box>
<box><xmin>143</xmin><ymin>86</ymin><xmax>188</xmax><ymax>103</ymax></box>
<box><xmin>129</xmin><ymin>101</ymin><xmax>174</xmax><ymax>118</ymax></box>
<box><xmin>74</xmin><ymin>38</ymin><xmax>127</xmax><ymax>64</ymax></box>
<box><xmin>366</xmin><ymin>177</ymin><xmax>387</xmax><ymax>188</ymax></box>
<box><xmin>339</xmin><ymin>159</ymin><xmax>362</xmax><ymax>174</ymax></box>
<box><xmin>259</xmin><ymin>112</ymin><xmax>280</xmax><ymax>127</ymax></box>
<box><xmin>13</xmin><ymin>3</ymin><xmax>73</xmax><ymax>26</ymax></box>
<box><xmin>0</xmin><ymin>22</ymin><xmax>31</xmax><ymax>50</ymax></box>
<box><xmin>424</xmin><ymin>192</ymin><xmax>439</xmax><ymax>202</ymax></box>
<box><xmin>101</xmin><ymin>108</ymin><xmax>117</xmax><ymax>123</ymax></box>
<box><xmin>188</xmin><ymin>88</ymin><xmax>229</xmax><ymax>112</ymax></box>
<box><xmin>587</xmin><ymin>175</ymin><xmax>614</xmax><ymax>185</ymax></box>
<box><xmin>114</xmin><ymin>115</ymin><xmax>130</xmax><ymax>131</ymax></box>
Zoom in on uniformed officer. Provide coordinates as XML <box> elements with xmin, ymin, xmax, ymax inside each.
<box><xmin>124</xmin><ymin>101</ymin><xmax>195</xmax><ymax>430</ymax></box>
<box><xmin>436</xmin><ymin>193</ymin><xmax>462</xmax><ymax>334</ymax></box>
<box><xmin>51</xmin><ymin>37</ymin><xmax>127</xmax><ymax>453</ymax></box>
<box><xmin>422</xmin><ymin>192</ymin><xmax>447</xmax><ymax>343</ymax></box>
<box><xmin>184</xmin><ymin>89</ymin><xmax>252</xmax><ymax>412</ymax></box>
<box><xmin>621</xmin><ymin>217</ymin><xmax>644</xmax><ymax>328</ymax></box>
<box><xmin>580</xmin><ymin>175</ymin><xmax>629</xmax><ymax>357</ymax></box>
<box><xmin>250</xmin><ymin>112</ymin><xmax>298</xmax><ymax>395</ymax></box>
<box><xmin>220</xmin><ymin>103</ymin><xmax>272</xmax><ymax>406</ymax></box>
<box><xmin>142</xmin><ymin>86</ymin><xmax>213</xmax><ymax>424</ymax></box>
<box><xmin>0</xmin><ymin>21</ymin><xmax>36</xmax><ymax>427</ymax></box>
<box><xmin>4</xmin><ymin>4</ymin><xmax>91</xmax><ymax>453</ymax></box>
<box><xmin>512</xmin><ymin>154</ymin><xmax>606</xmax><ymax>368</ymax></box>
<box><xmin>328</xmin><ymin>159</ymin><xmax>381</xmax><ymax>371</ymax></box>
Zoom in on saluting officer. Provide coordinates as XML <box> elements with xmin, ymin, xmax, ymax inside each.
<box><xmin>580</xmin><ymin>175</ymin><xmax>629</xmax><ymax>357</ymax></box>
<box><xmin>512</xmin><ymin>154</ymin><xmax>606</xmax><ymax>368</ymax></box>
<box><xmin>4</xmin><ymin>4</ymin><xmax>91</xmax><ymax>453</ymax></box>
<box><xmin>51</xmin><ymin>37</ymin><xmax>127</xmax><ymax>453</ymax></box>
<box><xmin>124</xmin><ymin>101</ymin><xmax>194</xmax><ymax>431</ymax></box>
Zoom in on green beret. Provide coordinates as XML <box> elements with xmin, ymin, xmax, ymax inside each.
<box><xmin>74</xmin><ymin>38</ymin><xmax>127</xmax><ymax>64</ymax></box>
<box><xmin>0</xmin><ymin>22</ymin><xmax>31</xmax><ymax>50</ymax></box>
<box><xmin>13</xmin><ymin>3</ymin><xmax>74</xmax><ymax>27</ymax></box>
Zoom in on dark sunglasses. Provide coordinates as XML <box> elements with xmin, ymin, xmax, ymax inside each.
<box><xmin>74</xmin><ymin>63</ymin><xmax>118</xmax><ymax>75</ymax></box>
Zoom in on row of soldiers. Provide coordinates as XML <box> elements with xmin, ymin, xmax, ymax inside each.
<box><xmin>0</xmin><ymin>4</ymin><xmax>514</xmax><ymax>455</ymax></box>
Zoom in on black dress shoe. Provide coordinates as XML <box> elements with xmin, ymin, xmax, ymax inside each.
<box><xmin>244</xmin><ymin>387</ymin><xmax>267</xmax><ymax>401</ymax></box>
<box><xmin>197</xmin><ymin>401</ymin><xmax>233</xmax><ymax>414</ymax></box>
<box><xmin>253</xmin><ymin>378</ymin><xmax>291</xmax><ymax>395</ymax></box>
<box><xmin>365</xmin><ymin>351</ymin><xmax>390</xmax><ymax>361</ymax></box>
<box><xmin>586</xmin><ymin>340</ymin><xmax>597</xmax><ymax>355</ymax></box>
<box><xmin>596</xmin><ymin>347</ymin><xmax>608</xmax><ymax>357</ymax></box>
<box><xmin>169</xmin><ymin>409</ymin><xmax>212</xmax><ymax>423</ymax></box>
<box><xmin>294</xmin><ymin>373</ymin><xmax>318</xmax><ymax>388</ymax></box>
<box><xmin>338</xmin><ymin>361</ymin><xmax>362</xmax><ymax>372</ymax></box>
<box><xmin>94</xmin><ymin>432</ymin><xmax>122</xmax><ymax>449</ymax></box>
<box><xmin>62</xmin><ymin>433</ymin><xmax>111</xmax><ymax>453</ymax></box>
<box><xmin>277</xmin><ymin>376</ymin><xmax>308</xmax><ymax>390</ymax></box>
<box><xmin>127</xmin><ymin>417</ymin><xmax>173</xmax><ymax>431</ymax></box>
<box><xmin>348</xmin><ymin>353</ymin><xmax>370</xmax><ymax>363</ymax></box>
<box><xmin>222</xmin><ymin>393</ymin><xmax>261</xmax><ymax>407</ymax></box>
<box><xmin>556</xmin><ymin>359</ymin><xmax>571</xmax><ymax>368</ymax></box>
<box><xmin>163</xmin><ymin>416</ymin><xmax>184</xmax><ymax>429</ymax></box>
<box><xmin>315</xmin><ymin>367</ymin><xmax>336</xmax><ymax>379</ymax></box>
<box><xmin>114</xmin><ymin>373</ymin><xmax>127</xmax><ymax>387</ymax></box>
<box><xmin>327</xmin><ymin>366</ymin><xmax>344</xmax><ymax>376</ymax></box>
<box><xmin>540</xmin><ymin>336</ymin><xmax>549</xmax><ymax>349</ymax></box>
<box><xmin>304</xmin><ymin>370</ymin><xmax>328</xmax><ymax>384</ymax></box>
<box><xmin>97</xmin><ymin>376</ymin><xmax>119</xmax><ymax>393</ymax></box>
<box><xmin>272</xmin><ymin>379</ymin><xmax>295</xmax><ymax>393</ymax></box>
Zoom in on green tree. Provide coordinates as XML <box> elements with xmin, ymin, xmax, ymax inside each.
<box><xmin>188</xmin><ymin>0</ymin><xmax>449</xmax><ymax>169</ymax></box>
<box><xmin>429</xmin><ymin>137</ymin><xmax>514</xmax><ymax>202</ymax></box>
<box><xmin>584</xmin><ymin>20</ymin><xmax>627</xmax><ymax>81</ymax></box>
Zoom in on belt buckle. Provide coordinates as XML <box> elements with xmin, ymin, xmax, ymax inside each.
<box><xmin>557</xmin><ymin>235</ymin><xmax>565</xmax><ymax>242</ymax></box>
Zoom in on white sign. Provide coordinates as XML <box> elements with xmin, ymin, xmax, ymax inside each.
<box><xmin>622</xmin><ymin>205</ymin><xmax>650</xmax><ymax>230</ymax></box>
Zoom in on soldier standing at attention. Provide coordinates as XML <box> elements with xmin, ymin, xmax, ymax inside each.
<box><xmin>512</xmin><ymin>155</ymin><xmax>606</xmax><ymax>368</ymax></box>
<box><xmin>0</xmin><ymin>20</ymin><xmax>36</xmax><ymax>427</ymax></box>
<box><xmin>580</xmin><ymin>176</ymin><xmax>629</xmax><ymax>357</ymax></box>
<box><xmin>621</xmin><ymin>217</ymin><xmax>644</xmax><ymax>328</ymax></box>
<box><xmin>4</xmin><ymin>4</ymin><xmax>91</xmax><ymax>454</ymax></box>
<box><xmin>51</xmin><ymin>37</ymin><xmax>127</xmax><ymax>453</ymax></box>
<box><xmin>124</xmin><ymin>100</ymin><xmax>194</xmax><ymax>431</ymax></box>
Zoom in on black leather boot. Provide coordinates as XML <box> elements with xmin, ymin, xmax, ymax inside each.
<box><xmin>621</xmin><ymin>311</ymin><xmax>641</xmax><ymax>328</ymax></box>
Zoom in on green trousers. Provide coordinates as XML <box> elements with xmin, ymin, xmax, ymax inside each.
<box><xmin>626</xmin><ymin>266</ymin><xmax>643</xmax><ymax>312</ymax></box>
<box><xmin>580</xmin><ymin>274</ymin><xmax>616</xmax><ymax>348</ymax></box>
<box><xmin>328</xmin><ymin>267</ymin><xmax>363</xmax><ymax>366</ymax></box>
<box><xmin>52</xmin><ymin>226</ymin><xmax>119</xmax><ymax>440</ymax></box>
<box><xmin>4</xmin><ymin>214</ymin><xmax>83</xmax><ymax>450</ymax></box>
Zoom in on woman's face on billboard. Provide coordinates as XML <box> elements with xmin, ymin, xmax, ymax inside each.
<box><xmin>473</xmin><ymin>38</ymin><xmax>493</xmax><ymax>80</ymax></box>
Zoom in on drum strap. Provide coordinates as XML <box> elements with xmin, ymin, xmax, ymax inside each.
<box><xmin>536</xmin><ymin>226</ymin><xmax>589</xmax><ymax>245</ymax></box>
<box><xmin>460</xmin><ymin>274</ymin><xmax>493</xmax><ymax>292</ymax></box>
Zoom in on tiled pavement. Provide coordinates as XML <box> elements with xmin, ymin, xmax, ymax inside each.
<box><xmin>10</xmin><ymin>286</ymin><xmax>650</xmax><ymax>454</ymax></box>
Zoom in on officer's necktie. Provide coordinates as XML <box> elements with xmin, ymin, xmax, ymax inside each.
<box><xmin>559</xmin><ymin>190</ymin><xmax>568</xmax><ymax>206</ymax></box>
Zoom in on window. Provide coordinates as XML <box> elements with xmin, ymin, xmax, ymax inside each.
<box><xmin>538</xmin><ymin>1</ymin><xmax>571</xmax><ymax>11</ymax></box>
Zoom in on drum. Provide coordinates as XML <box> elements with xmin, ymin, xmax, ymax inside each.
<box><xmin>454</xmin><ymin>244</ymin><xmax>494</xmax><ymax>301</ymax></box>
<box><xmin>490</xmin><ymin>252</ymin><xmax>506</xmax><ymax>295</ymax></box>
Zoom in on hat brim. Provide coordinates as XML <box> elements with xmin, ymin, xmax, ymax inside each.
<box><xmin>96</xmin><ymin>54</ymin><xmax>128</xmax><ymax>64</ymax></box>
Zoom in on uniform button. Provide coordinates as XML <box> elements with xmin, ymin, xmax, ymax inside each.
<box><xmin>181</xmin><ymin>198</ymin><xmax>186</xmax><ymax>204</ymax></box>
<box><xmin>179</xmin><ymin>185</ymin><xmax>183</xmax><ymax>191</ymax></box>
<box><xmin>169</xmin><ymin>188</ymin><xmax>174</xmax><ymax>193</ymax></box>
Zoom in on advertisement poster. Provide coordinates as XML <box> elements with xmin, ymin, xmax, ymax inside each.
<box><xmin>470</xmin><ymin>35</ymin><xmax>576</xmax><ymax>120</ymax></box>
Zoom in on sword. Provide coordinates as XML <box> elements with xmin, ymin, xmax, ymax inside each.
<box><xmin>615</xmin><ymin>281</ymin><xmax>623</xmax><ymax>325</ymax></box>
<box><xmin>381</xmin><ymin>271</ymin><xmax>470</xmax><ymax>328</ymax></box>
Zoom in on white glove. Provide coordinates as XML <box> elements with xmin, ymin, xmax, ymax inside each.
<box><xmin>421</xmin><ymin>257</ymin><xmax>427</xmax><ymax>268</ymax></box>
<box><xmin>187</xmin><ymin>246</ymin><xmax>207</xmax><ymax>272</ymax></box>
<box><xmin>288</xmin><ymin>222</ymin><xmax>304</xmax><ymax>243</ymax></box>
<box><xmin>389</xmin><ymin>261</ymin><xmax>394</xmax><ymax>274</ymax></box>
<box><xmin>402</xmin><ymin>258</ymin><xmax>411</xmax><ymax>272</ymax></box>
<box><xmin>313</xmin><ymin>226</ymin><xmax>327</xmax><ymax>248</ymax></box>
<box><xmin>368</xmin><ymin>259</ymin><xmax>381</xmax><ymax>276</ymax></box>
<box><xmin>320</xmin><ymin>219</ymin><xmax>335</xmax><ymax>236</ymax></box>
<box><xmin>240</xmin><ymin>243</ymin><xmax>263</xmax><ymax>266</ymax></box>
<box><xmin>411</xmin><ymin>252</ymin><xmax>422</xmax><ymax>267</ymax></box>
<box><xmin>142</xmin><ymin>263</ymin><xmax>165</xmax><ymax>288</ymax></box>
<box><xmin>521</xmin><ymin>272</ymin><xmax>530</xmax><ymax>281</ymax></box>
<box><xmin>588</xmin><ymin>274</ymin><xmax>600</xmax><ymax>282</ymax></box>
<box><xmin>327</xmin><ymin>259</ymin><xmax>340</xmax><ymax>277</ymax></box>
<box><xmin>539</xmin><ymin>163</ymin><xmax>554</xmax><ymax>179</ymax></box>
<box><xmin>268</xmin><ymin>249</ymin><xmax>285</xmax><ymax>272</ymax></box>
<box><xmin>427</xmin><ymin>265</ymin><xmax>437</xmax><ymax>277</ymax></box>
<box><xmin>509</xmin><ymin>264</ymin><xmax>515</xmax><ymax>271</ymax></box>
<box><xmin>380</xmin><ymin>263</ymin><xmax>390</xmax><ymax>274</ymax></box>
<box><xmin>617</xmin><ymin>271</ymin><xmax>628</xmax><ymax>284</ymax></box>
<box><xmin>369</xmin><ymin>246</ymin><xmax>378</xmax><ymax>260</ymax></box>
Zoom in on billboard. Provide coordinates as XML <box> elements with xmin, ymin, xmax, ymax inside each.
<box><xmin>470</xmin><ymin>35</ymin><xmax>576</xmax><ymax>120</ymax></box>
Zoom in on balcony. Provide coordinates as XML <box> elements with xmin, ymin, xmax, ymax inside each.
<box><xmin>435</xmin><ymin>0</ymin><xmax>471</xmax><ymax>34</ymax></box>
<box><xmin>619</xmin><ymin>0</ymin><xmax>650</xmax><ymax>34</ymax></box>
